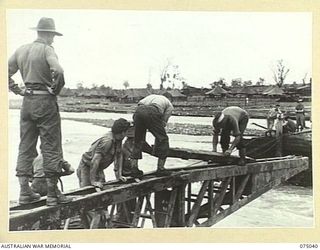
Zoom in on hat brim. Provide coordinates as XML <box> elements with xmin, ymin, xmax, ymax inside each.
<box><xmin>30</xmin><ymin>27</ymin><xmax>63</xmax><ymax>36</ymax></box>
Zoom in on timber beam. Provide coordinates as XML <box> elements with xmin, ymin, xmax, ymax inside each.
<box><xmin>9</xmin><ymin>156</ymin><xmax>309</xmax><ymax>230</ymax></box>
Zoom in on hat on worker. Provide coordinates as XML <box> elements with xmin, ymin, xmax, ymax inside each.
<box><xmin>30</xmin><ymin>17</ymin><xmax>63</xmax><ymax>36</ymax></box>
<box><xmin>112</xmin><ymin>118</ymin><xmax>131</xmax><ymax>134</ymax></box>
<box><xmin>212</xmin><ymin>111</ymin><xmax>224</xmax><ymax>125</ymax></box>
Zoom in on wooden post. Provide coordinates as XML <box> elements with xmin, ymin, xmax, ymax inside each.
<box><xmin>187</xmin><ymin>183</ymin><xmax>192</xmax><ymax>214</ymax></box>
<box><xmin>131</xmin><ymin>196</ymin><xmax>144</xmax><ymax>227</ymax></box>
<box><xmin>176</xmin><ymin>184</ymin><xmax>186</xmax><ymax>227</ymax></box>
<box><xmin>187</xmin><ymin>181</ymin><xmax>210</xmax><ymax>227</ymax></box>
<box><xmin>164</xmin><ymin>189</ymin><xmax>178</xmax><ymax>227</ymax></box>
<box><xmin>208</xmin><ymin>180</ymin><xmax>214</xmax><ymax>218</ymax></box>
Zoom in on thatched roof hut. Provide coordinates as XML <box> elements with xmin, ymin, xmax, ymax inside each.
<box><xmin>205</xmin><ymin>85</ymin><xmax>228</xmax><ymax>96</ymax></box>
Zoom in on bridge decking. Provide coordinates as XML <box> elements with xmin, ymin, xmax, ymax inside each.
<box><xmin>9</xmin><ymin>155</ymin><xmax>309</xmax><ymax>230</ymax></box>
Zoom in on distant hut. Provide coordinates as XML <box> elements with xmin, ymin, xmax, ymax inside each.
<box><xmin>239</xmin><ymin>86</ymin><xmax>257</xmax><ymax>96</ymax></box>
<box><xmin>263</xmin><ymin>85</ymin><xmax>284</xmax><ymax>97</ymax></box>
<box><xmin>162</xmin><ymin>89</ymin><xmax>187</xmax><ymax>102</ymax></box>
<box><xmin>87</xmin><ymin>89</ymin><xmax>101</xmax><ymax>98</ymax></box>
<box><xmin>262</xmin><ymin>85</ymin><xmax>275</xmax><ymax>95</ymax></box>
<box><xmin>121</xmin><ymin>88</ymin><xmax>152</xmax><ymax>103</ymax></box>
<box><xmin>181</xmin><ymin>86</ymin><xmax>209</xmax><ymax>97</ymax></box>
<box><xmin>229</xmin><ymin>86</ymin><xmax>243</xmax><ymax>96</ymax></box>
<box><xmin>101</xmin><ymin>88</ymin><xmax>117</xmax><ymax>101</ymax></box>
<box><xmin>205</xmin><ymin>85</ymin><xmax>228</xmax><ymax>98</ymax></box>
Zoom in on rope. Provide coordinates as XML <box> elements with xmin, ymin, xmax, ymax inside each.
<box><xmin>58</xmin><ymin>177</ymin><xmax>64</xmax><ymax>192</ymax></box>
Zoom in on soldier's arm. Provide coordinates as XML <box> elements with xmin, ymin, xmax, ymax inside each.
<box><xmin>212</xmin><ymin>127</ymin><xmax>220</xmax><ymax>152</ymax></box>
<box><xmin>114</xmin><ymin>151</ymin><xmax>125</xmax><ymax>182</ymax></box>
<box><xmin>45</xmin><ymin>46</ymin><xmax>64</xmax><ymax>75</ymax></box>
<box><xmin>90</xmin><ymin>153</ymin><xmax>103</xmax><ymax>187</ymax></box>
<box><xmin>229</xmin><ymin>119</ymin><xmax>241</xmax><ymax>152</ymax></box>
<box><xmin>8</xmin><ymin>53</ymin><xmax>24</xmax><ymax>95</ymax></box>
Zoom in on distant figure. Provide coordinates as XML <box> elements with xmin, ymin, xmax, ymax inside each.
<box><xmin>131</xmin><ymin>94</ymin><xmax>174</xmax><ymax>176</ymax></box>
<box><xmin>267</xmin><ymin>104</ymin><xmax>282</xmax><ymax>132</ymax></box>
<box><xmin>282</xmin><ymin>115</ymin><xmax>297</xmax><ymax>134</ymax></box>
<box><xmin>212</xmin><ymin>106</ymin><xmax>249</xmax><ymax>166</ymax></box>
<box><xmin>77</xmin><ymin>118</ymin><xmax>130</xmax><ymax>188</ymax></box>
<box><xmin>295</xmin><ymin>99</ymin><xmax>305</xmax><ymax>131</ymax></box>
<box><xmin>8</xmin><ymin>17</ymin><xmax>72</xmax><ymax>206</ymax></box>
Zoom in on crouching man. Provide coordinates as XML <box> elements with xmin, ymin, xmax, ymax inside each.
<box><xmin>212</xmin><ymin>106</ymin><xmax>249</xmax><ymax>166</ymax></box>
<box><xmin>77</xmin><ymin>118</ymin><xmax>131</xmax><ymax>188</ymax></box>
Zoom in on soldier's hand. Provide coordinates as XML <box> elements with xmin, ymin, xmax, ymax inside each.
<box><xmin>19</xmin><ymin>89</ymin><xmax>26</xmax><ymax>96</ymax></box>
<box><xmin>119</xmin><ymin>176</ymin><xmax>127</xmax><ymax>182</ymax></box>
<box><xmin>92</xmin><ymin>181</ymin><xmax>103</xmax><ymax>189</ymax></box>
<box><xmin>223</xmin><ymin>149</ymin><xmax>232</xmax><ymax>156</ymax></box>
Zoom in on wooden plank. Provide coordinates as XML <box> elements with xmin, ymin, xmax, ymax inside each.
<box><xmin>166</xmin><ymin>147</ymin><xmax>255</xmax><ymax>164</ymax></box>
<box><xmin>131</xmin><ymin>196</ymin><xmax>144</xmax><ymax>227</ymax></box>
<box><xmin>208</xmin><ymin>181</ymin><xmax>214</xmax><ymax>218</ymax></box>
<box><xmin>142</xmin><ymin>143</ymin><xmax>250</xmax><ymax>164</ymax></box>
<box><xmin>164</xmin><ymin>189</ymin><xmax>178</xmax><ymax>227</ymax></box>
<box><xmin>89</xmin><ymin>211</ymin><xmax>102</xmax><ymax>229</ymax></box>
<box><xmin>176</xmin><ymin>184</ymin><xmax>186</xmax><ymax>227</ymax></box>
<box><xmin>9</xmin><ymin>156</ymin><xmax>309</xmax><ymax>230</ymax></box>
<box><xmin>187</xmin><ymin>181</ymin><xmax>210</xmax><ymax>227</ymax></box>
<box><xmin>234</xmin><ymin>174</ymin><xmax>250</xmax><ymax>201</ymax></box>
<box><xmin>187</xmin><ymin>183</ymin><xmax>192</xmax><ymax>214</ymax></box>
<box><xmin>212</xmin><ymin>177</ymin><xmax>231</xmax><ymax>215</ymax></box>
<box><xmin>231</xmin><ymin>177</ymin><xmax>236</xmax><ymax>204</ymax></box>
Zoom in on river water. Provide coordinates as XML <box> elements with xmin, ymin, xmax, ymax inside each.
<box><xmin>8</xmin><ymin>109</ymin><xmax>314</xmax><ymax>227</ymax></box>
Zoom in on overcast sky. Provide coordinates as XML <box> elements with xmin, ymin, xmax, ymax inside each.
<box><xmin>6</xmin><ymin>9</ymin><xmax>312</xmax><ymax>89</ymax></box>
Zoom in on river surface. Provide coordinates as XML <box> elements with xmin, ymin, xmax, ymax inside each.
<box><xmin>8</xmin><ymin>109</ymin><xmax>314</xmax><ymax>227</ymax></box>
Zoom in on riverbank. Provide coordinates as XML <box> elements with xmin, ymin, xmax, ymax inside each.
<box><xmin>61</xmin><ymin>117</ymin><xmax>264</xmax><ymax>136</ymax></box>
<box><xmin>9</xmin><ymin>96</ymin><xmax>311</xmax><ymax>120</ymax></box>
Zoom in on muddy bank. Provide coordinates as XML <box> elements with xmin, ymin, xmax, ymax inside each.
<box><xmin>9</xmin><ymin>96</ymin><xmax>311</xmax><ymax>120</ymax></box>
<box><xmin>61</xmin><ymin>117</ymin><xmax>264</xmax><ymax>137</ymax></box>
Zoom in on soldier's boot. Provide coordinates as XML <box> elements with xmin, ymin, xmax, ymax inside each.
<box><xmin>60</xmin><ymin>160</ymin><xmax>75</xmax><ymax>176</ymax></box>
<box><xmin>156</xmin><ymin>158</ymin><xmax>171</xmax><ymax>176</ymax></box>
<box><xmin>46</xmin><ymin>177</ymin><xmax>72</xmax><ymax>206</ymax></box>
<box><xmin>130</xmin><ymin>159</ymin><xmax>144</xmax><ymax>177</ymax></box>
<box><xmin>18</xmin><ymin>176</ymin><xmax>41</xmax><ymax>204</ymax></box>
<box><xmin>31</xmin><ymin>178</ymin><xmax>47</xmax><ymax>197</ymax></box>
<box><xmin>238</xmin><ymin>148</ymin><xmax>247</xmax><ymax>166</ymax></box>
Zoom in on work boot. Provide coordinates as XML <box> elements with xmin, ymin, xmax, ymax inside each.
<box><xmin>18</xmin><ymin>176</ymin><xmax>41</xmax><ymax>204</ymax></box>
<box><xmin>238</xmin><ymin>148</ymin><xmax>246</xmax><ymax>166</ymax></box>
<box><xmin>31</xmin><ymin>178</ymin><xmax>47</xmax><ymax>197</ymax></box>
<box><xmin>129</xmin><ymin>159</ymin><xmax>144</xmax><ymax>178</ymax></box>
<box><xmin>60</xmin><ymin>160</ymin><xmax>74</xmax><ymax>176</ymax></box>
<box><xmin>46</xmin><ymin>177</ymin><xmax>72</xmax><ymax>206</ymax></box>
<box><xmin>156</xmin><ymin>158</ymin><xmax>171</xmax><ymax>176</ymax></box>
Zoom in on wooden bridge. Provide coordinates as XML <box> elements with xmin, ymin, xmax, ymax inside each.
<box><xmin>9</xmin><ymin>150</ymin><xmax>309</xmax><ymax>231</ymax></box>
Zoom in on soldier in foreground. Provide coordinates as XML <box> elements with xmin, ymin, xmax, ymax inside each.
<box><xmin>130</xmin><ymin>94</ymin><xmax>174</xmax><ymax>176</ymax></box>
<box><xmin>212</xmin><ymin>106</ymin><xmax>249</xmax><ymax>166</ymax></box>
<box><xmin>8</xmin><ymin>17</ymin><xmax>73</xmax><ymax>206</ymax></box>
<box><xmin>77</xmin><ymin>118</ymin><xmax>131</xmax><ymax>188</ymax></box>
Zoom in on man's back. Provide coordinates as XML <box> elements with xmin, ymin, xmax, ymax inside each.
<box><xmin>138</xmin><ymin>94</ymin><xmax>173</xmax><ymax>114</ymax></box>
<box><xmin>222</xmin><ymin>106</ymin><xmax>248</xmax><ymax>122</ymax></box>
